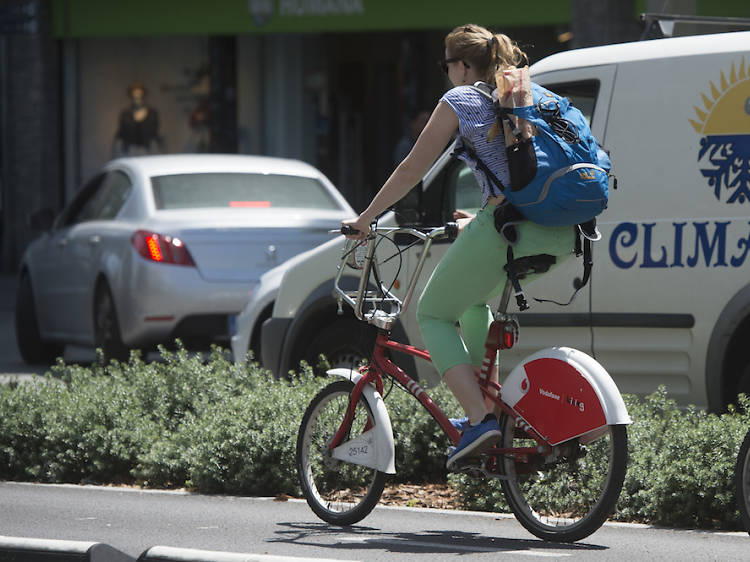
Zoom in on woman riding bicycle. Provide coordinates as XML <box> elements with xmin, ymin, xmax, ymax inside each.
<box><xmin>343</xmin><ymin>23</ymin><xmax>575</xmax><ymax>469</ymax></box>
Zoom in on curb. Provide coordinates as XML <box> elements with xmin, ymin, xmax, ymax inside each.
<box><xmin>138</xmin><ymin>546</ymin><xmax>351</xmax><ymax>561</ymax></box>
<box><xmin>0</xmin><ymin>537</ymin><xmax>355</xmax><ymax>562</ymax></box>
<box><xmin>0</xmin><ymin>536</ymin><xmax>133</xmax><ymax>561</ymax></box>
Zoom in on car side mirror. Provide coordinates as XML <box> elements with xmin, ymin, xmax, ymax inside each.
<box><xmin>394</xmin><ymin>182</ymin><xmax>424</xmax><ymax>226</ymax></box>
<box><xmin>28</xmin><ymin>208</ymin><xmax>55</xmax><ymax>231</ymax></box>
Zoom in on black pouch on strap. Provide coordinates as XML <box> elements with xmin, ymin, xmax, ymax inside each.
<box><xmin>506</xmin><ymin>138</ymin><xmax>537</xmax><ymax>192</ymax></box>
<box><xmin>493</xmin><ymin>202</ymin><xmax>525</xmax><ymax>244</ymax></box>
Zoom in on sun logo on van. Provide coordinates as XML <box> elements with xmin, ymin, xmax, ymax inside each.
<box><xmin>689</xmin><ymin>58</ymin><xmax>750</xmax><ymax>204</ymax></box>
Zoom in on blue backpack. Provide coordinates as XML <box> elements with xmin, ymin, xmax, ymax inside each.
<box><xmin>455</xmin><ymin>81</ymin><xmax>614</xmax><ymax>310</ymax></box>
<box><xmin>463</xmin><ymin>81</ymin><xmax>612</xmax><ymax>227</ymax></box>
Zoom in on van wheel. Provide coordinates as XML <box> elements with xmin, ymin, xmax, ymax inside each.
<box><xmin>302</xmin><ymin>318</ymin><xmax>376</xmax><ymax>375</ymax></box>
<box><xmin>15</xmin><ymin>272</ymin><xmax>64</xmax><ymax>365</ymax></box>
<box><xmin>94</xmin><ymin>283</ymin><xmax>130</xmax><ymax>364</ymax></box>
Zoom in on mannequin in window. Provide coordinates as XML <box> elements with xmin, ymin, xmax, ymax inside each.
<box><xmin>112</xmin><ymin>82</ymin><xmax>163</xmax><ymax>157</ymax></box>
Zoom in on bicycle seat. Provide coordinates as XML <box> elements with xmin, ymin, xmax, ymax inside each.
<box><xmin>505</xmin><ymin>254</ymin><xmax>556</xmax><ymax>279</ymax></box>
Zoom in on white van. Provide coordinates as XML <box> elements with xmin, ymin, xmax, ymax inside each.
<box><xmin>233</xmin><ymin>31</ymin><xmax>750</xmax><ymax>412</ymax></box>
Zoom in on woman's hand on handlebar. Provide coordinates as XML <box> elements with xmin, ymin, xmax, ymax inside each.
<box><xmin>453</xmin><ymin>209</ymin><xmax>476</xmax><ymax>235</ymax></box>
<box><xmin>341</xmin><ymin>215</ymin><xmax>371</xmax><ymax>240</ymax></box>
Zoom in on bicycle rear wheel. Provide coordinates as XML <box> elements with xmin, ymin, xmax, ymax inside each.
<box><xmin>296</xmin><ymin>380</ymin><xmax>386</xmax><ymax>525</ymax></box>
<box><xmin>735</xmin><ymin>427</ymin><xmax>750</xmax><ymax>535</ymax></box>
<box><xmin>499</xmin><ymin>413</ymin><xmax>628</xmax><ymax>542</ymax></box>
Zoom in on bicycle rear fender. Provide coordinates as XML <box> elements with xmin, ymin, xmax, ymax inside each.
<box><xmin>327</xmin><ymin>368</ymin><xmax>397</xmax><ymax>474</ymax></box>
<box><xmin>501</xmin><ymin>347</ymin><xmax>632</xmax><ymax>446</ymax></box>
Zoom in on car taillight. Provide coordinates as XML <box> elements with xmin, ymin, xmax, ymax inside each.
<box><xmin>132</xmin><ymin>230</ymin><xmax>196</xmax><ymax>266</ymax></box>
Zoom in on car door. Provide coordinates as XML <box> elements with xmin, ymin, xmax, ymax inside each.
<box><xmin>62</xmin><ymin>170</ymin><xmax>133</xmax><ymax>337</ymax></box>
<box><xmin>34</xmin><ymin>173</ymin><xmax>106</xmax><ymax>336</ymax></box>
<box><xmin>39</xmin><ymin>171</ymin><xmax>132</xmax><ymax>338</ymax></box>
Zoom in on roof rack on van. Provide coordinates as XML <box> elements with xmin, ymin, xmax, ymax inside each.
<box><xmin>640</xmin><ymin>13</ymin><xmax>750</xmax><ymax>40</ymax></box>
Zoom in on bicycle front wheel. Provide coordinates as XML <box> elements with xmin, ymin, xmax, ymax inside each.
<box><xmin>499</xmin><ymin>414</ymin><xmax>628</xmax><ymax>543</ymax></box>
<box><xmin>735</xmin><ymin>427</ymin><xmax>750</xmax><ymax>535</ymax></box>
<box><xmin>296</xmin><ymin>380</ymin><xmax>386</xmax><ymax>526</ymax></box>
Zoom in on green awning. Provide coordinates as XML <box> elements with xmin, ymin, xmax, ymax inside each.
<box><xmin>52</xmin><ymin>0</ymin><xmax>573</xmax><ymax>37</ymax></box>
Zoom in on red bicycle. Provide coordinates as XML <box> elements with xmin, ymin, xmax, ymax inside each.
<box><xmin>296</xmin><ymin>224</ymin><xmax>631</xmax><ymax>542</ymax></box>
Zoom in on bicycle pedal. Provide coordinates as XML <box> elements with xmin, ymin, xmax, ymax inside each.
<box><xmin>447</xmin><ymin>453</ymin><xmax>482</xmax><ymax>471</ymax></box>
<box><xmin>449</xmin><ymin>458</ymin><xmax>484</xmax><ymax>475</ymax></box>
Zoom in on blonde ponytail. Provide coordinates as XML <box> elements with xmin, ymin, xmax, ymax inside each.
<box><xmin>445</xmin><ymin>24</ymin><xmax>528</xmax><ymax>86</ymax></box>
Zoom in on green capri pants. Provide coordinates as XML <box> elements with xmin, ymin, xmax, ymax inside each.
<box><xmin>416</xmin><ymin>204</ymin><xmax>576</xmax><ymax>376</ymax></box>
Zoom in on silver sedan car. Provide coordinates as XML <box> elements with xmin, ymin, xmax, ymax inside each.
<box><xmin>16</xmin><ymin>154</ymin><xmax>355</xmax><ymax>364</ymax></box>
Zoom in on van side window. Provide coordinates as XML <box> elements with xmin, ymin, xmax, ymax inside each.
<box><xmin>445</xmin><ymin>162</ymin><xmax>482</xmax><ymax>221</ymax></box>
<box><xmin>541</xmin><ymin>80</ymin><xmax>600</xmax><ymax>126</ymax></box>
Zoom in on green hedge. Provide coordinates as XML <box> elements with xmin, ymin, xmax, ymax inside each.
<box><xmin>1</xmin><ymin>348</ymin><xmax>748</xmax><ymax>530</ymax></box>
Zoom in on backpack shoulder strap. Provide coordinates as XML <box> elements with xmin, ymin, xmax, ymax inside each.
<box><xmin>452</xmin><ymin>82</ymin><xmax>511</xmax><ymax>193</ymax></box>
<box><xmin>451</xmin><ymin>136</ymin><xmax>508</xmax><ymax>193</ymax></box>
<box><xmin>469</xmin><ymin>81</ymin><xmax>494</xmax><ymax>99</ymax></box>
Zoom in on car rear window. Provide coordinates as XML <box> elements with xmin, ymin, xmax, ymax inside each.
<box><xmin>151</xmin><ymin>173</ymin><xmax>341</xmax><ymax>211</ymax></box>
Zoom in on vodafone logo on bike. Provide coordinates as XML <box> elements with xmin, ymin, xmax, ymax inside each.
<box><xmin>539</xmin><ymin>387</ymin><xmax>561</xmax><ymax>401</ymax></box>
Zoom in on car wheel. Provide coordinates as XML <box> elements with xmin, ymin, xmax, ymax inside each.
<box><xmin>302</xmin><ymin>317</ymin><xmax>377</xmax><ymax>375</ymax></box>
<box><xmin>94</xmin><ymin>283</ymin><xmax>130</xmax><ymax>364</ymax></box>
<box><xmin>15</xmin><ymin>272</ymin><xmax>64</xmax><ymax>365</ymax></box>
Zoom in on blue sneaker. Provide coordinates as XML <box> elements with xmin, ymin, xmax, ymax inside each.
<box><xmin>449</xmin><ymin>416</ymin><xmax>469</xmax><ymax>432</ymax></box>
<box><xmin>446</xmin><ymin>414</ymin><xmax>502</xmax><ymax>470</ymax></box>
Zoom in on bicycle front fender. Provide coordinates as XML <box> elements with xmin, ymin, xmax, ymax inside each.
<box><xmin>501</xmin><ymin>347</ymin><xmax>632</xmax><ymax>446</ymax></box>
<box><xmin>327</xmin><ymin>368</ymin><xmax>396</xmax><ymax>474</ymax></box>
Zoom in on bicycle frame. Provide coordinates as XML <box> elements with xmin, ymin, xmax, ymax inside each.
<box><xmin>327</xmin><ymin>331</ymin><xmax>552</xmax><ymax>460</ymax></box>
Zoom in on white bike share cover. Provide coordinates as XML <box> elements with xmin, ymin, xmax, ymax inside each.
<box><xmin>502</xmin><ymin>347</ymin><xmax>631</xmax><ymax>446</ymax></box>
<box><xmin>327</xmin><ymin>369</ymin><xmax>397</xmax><ymax>474</ymax></box>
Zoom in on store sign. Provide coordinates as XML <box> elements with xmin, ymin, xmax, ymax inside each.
<box><xmin>249</xmin><ymin>0</ymin><xmax>364</xmax><ymax>26</ymax></box>
<box><xmin>279</xmin><ymin>0</ymin><xmax>365</xmax><ymax>16</ymax></box>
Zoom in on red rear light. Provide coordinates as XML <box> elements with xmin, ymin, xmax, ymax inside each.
<box><xmin>504</xmin><ymin>330</ymin><xmax>515</xmax><ymax>349</ymax></box>
<box><xmin>132</xmin><ymin>230</ymin><xmax>196</xmax><ymax>266</ymax></box>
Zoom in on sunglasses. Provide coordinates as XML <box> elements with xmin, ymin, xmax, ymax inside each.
<box><xmin>439</xmin><ymin>57</ymin><xmax>470</xmax><ymax>74</ymax></box>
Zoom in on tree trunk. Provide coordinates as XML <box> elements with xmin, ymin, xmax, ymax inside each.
<box><xmin>570</xmin><ymin>0</ymin><xmax>642</xmax><ymax>48</ymax></box>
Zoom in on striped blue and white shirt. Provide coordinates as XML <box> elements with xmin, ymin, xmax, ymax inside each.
<box><xmin>440</xmin><ymin>85</ymin><xmax>510</xmax><ymax>207</ymax></box>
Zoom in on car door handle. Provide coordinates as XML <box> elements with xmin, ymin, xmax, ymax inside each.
<box><xmin>89</xmin><ymin>235</ymin><xmax>101</xmax><ymax>245</ymax></box>
<box><xmin>56</xmin><ymin>238</ymin><xmax>69</xmax><ymax>248</ymax></box>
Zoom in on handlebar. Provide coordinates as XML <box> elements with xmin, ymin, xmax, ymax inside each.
<box><xmin>340</xmin><ymin>225</ymin><xmax>360</xmax><ymax>237</ymax></box>
<box><xmin>332</xmin><ymin>222</ymin><xmax>458</xmax><ymax>240</ymax></box>
<box><xmin>333</xmin><ymin>223</ymin><xmax>459</xmax><ymax>328</ymax></box>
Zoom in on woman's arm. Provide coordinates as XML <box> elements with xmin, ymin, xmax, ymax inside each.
<box><xmin>344</xmin><ymin>101</ymin><xmax>459</xmax><ymax>234</ymax></box>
